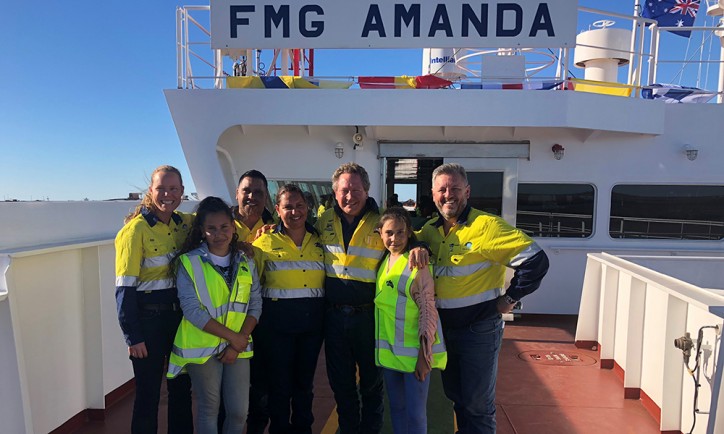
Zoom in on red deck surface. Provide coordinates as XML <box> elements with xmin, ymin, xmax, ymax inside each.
<box><xmin>70</xmin><ymin>315</ymin><xmax>661</xmax><ymax>434</ymax></box>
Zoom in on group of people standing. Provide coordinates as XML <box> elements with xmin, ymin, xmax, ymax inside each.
<box><xmin>115</xmin><ymin>162</ymin><xmax>549</xmax><ymax>434</ymax></box>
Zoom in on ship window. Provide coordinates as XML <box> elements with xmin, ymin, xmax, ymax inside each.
<box><xmin>267</xmin><ymin>180</ymin><xmax>334</xmax><ymax>221</ymax></box>
<box><xmin>516</xmin><ymin>183</ymin><xmax>595</xmax><ymax>238</ymax></box>
<box><xmin>609</xmin><ymin>185</ymin><xmax>724</xmax><ymax>240</ymax></box>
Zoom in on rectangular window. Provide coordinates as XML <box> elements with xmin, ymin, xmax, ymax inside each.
<box><xmin>268</xmin><ymin>180</ymin><xmax>333</xmax><ymax>220</ymax></box>
<box><xmin>610</xmin><ymin>185</ymin><xmax>724</xmax><ymax>240</ymax></box>
<box><xmin>516</xmin><ymin>183</ymin><xmax>595</xmax><ymax>238</ymax></box>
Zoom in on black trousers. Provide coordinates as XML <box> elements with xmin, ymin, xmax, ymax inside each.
<box><xmin>247</xmin><ymin>319</ymin><xmax>271</xmax><ymax>434</ymax></box>
<box><xmin>266</xmin><ymin>325</ymin><xmax>324</xmax><ymax>434</ymax></box>
<box><xmin>130</xmin><ymin>308</ymin><xmax>193</xmax><ymax>434</ymax></box>
<box><xmin>324</xmin><ymin>306</ymin><xmax>384</xmax><ymax>434</ymax></box>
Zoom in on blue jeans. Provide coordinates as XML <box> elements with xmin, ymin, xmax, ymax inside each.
<box><xmin>440</xmin><ymin>315</ymin><xmax>503</xmax><ymax>434</ymax></box>
<box><xmin>382</xmin><ymin>369</ymin><xmax>430</xmax><ymax>434</ymax></box>
<box><xmin>325</xmin><ymin>306</ymin><xmax>384</xmax><ymax>434</ymax></box>
<box><xmin>130</xmin><ymin>308</ymin><xmax>193</xmax><ymax>434</ymax></box>
<box><xmin>187</xmin><ymin>357</ymin><xmax>251</xmax><ymax>434</ymax></box>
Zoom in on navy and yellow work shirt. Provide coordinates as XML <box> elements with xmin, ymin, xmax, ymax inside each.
<box><xmin>315</xmin><ymin>198</ymin><xmax>385</xmax><ymax>306</ymax></box>
<box><xmin>115</xmin><ymin>208</ymin><xmax>193</xmax><ymax>345</ymax></box>
<box><xmin>253</xmin><ymin>222</ymin><xmax>326</xmax><ymax>333</ymax></box>
<box><xmin>417</xmin><ymin>206</ymin><xmax>548</xmax><ymax>329</ymax></box>
<box><xmin>233</xmin><ymin>207</ymin><xmax>275</xmax><ymax>243</ymax></box>
<box><xmin>253</xmin><ymin>222</ymin><xmax>325</xmax><ymax>300</ymax></box>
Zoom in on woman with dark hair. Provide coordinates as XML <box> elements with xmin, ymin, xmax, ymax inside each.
<box><xmin>167</xmin><ymin>196</ymin><xmax>262</xmax><ymax>434</ymax></box>
<box><xmin>252</xmin><ymin>184</ymin><xmax>326</xmax><ymax>434</ymax></box>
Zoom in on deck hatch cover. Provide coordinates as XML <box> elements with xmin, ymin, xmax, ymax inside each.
<box><xmin>517</xmin><ymin>350</ymin><xmax>596</xmax><ymax>366</ymax></box>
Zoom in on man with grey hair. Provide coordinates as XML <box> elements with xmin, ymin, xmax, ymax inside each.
<box><xmin>418</xmin><ymin>163</ymin><xmax>549</xmax><ymax>434</ymax></box>
<box><xmin>315</xmin><ymin>162</ymin><xmax>385</xmax><ymax>433</ymax></box>
<box><xmin>316</xmin><ymin>162</ymin><xmax>427</xmax><ymax>434</ymax></box>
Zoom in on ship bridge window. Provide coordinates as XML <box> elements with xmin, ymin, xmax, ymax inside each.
<box><xmin>609</xmin><ymin>185</ymin><xmax>724</xmax><ymax>240</ymax></box>
<box><xmin>268</xmin><ymin>180</ymin><xmax>334</xmax><ymax>222</ymax></box>
<box><xmin>516</xmin><ymin>183</ymin><xmax>595</xmax><ymax>238</ymax></box>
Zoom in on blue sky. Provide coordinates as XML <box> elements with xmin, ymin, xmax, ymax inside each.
<box><xmin>0</xmin><ymin>1</ymin><xmax>714</xmax><ymax>200</ymax></box>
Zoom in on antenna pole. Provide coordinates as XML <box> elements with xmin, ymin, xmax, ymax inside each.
<box><xmin>719</xmin><ymin>21</ymin><xmax>724</xmax><ymax>103</ymax></box>
<box><xmin>628</xmin><ymin>1</ymin><xmax>642</xmax><ymax>91</ymax></box>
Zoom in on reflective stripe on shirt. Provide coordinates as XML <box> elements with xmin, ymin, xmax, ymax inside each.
<box><xmin>323</xmin><ymin>244</ymin><xmax>345</xmax><ymax>255</ymax></box>
<box><xmin>262</xmin><ymin>287</ymin><xmax>324</xmax><ymax>299</ymax></box>
<box><xmin>265</xmin><ymin>261</ymin><xmax>324</xmax><ymax>272</ymax></box>
<box><xmin>141</xmin><ymin>253</ymin><xmax>173</xmax><ymax>269</ymax></box>
<box><xmin>434</xmin><ymin>261</ymin><xmax>492</xmax><ymax>278</ymax></box>
<box><xmin>325</xmin><ymin>263</ymin><xmax>377</xmax><ymax>281</ymax></box>
<box><xmin>348</xmin><ymin>245</ymin><xmax>385</xmax><ymax>260</ymax></box>
<box><xmin>508</xmin><ymin>244</ymin><xmax>542</xmax><ymax>267</ymax></box>
<box><xmin>435</xmin><ymin>288</ymin><xmax>501</xmax><ymax>309</ymax></box>
<box><xmin>116</xmin><ymin>275</ymin><xmax>139</xmax><ymax>287</ymax></box>
<box><xmin>137</xmin><ymin>278</ymin><xmax>175</xmax><ymax>292</ymax></box>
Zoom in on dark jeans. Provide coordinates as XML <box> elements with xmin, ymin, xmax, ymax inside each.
<box><xmin>130</xmin><ymin>308</ymin><xmax>193</xmax><ymax>434</ymax></box>
<box><xmin>247</xmin><ymin>320</ymin><xmax>270</xmax><ymax>434</ymax></box>
<box><xmin>441</xmin><ymin>315</ymin><xmax>504</xmax><ymax>434</ymax></box>
<box><xmin>267</xmin><ymin>326</ymin><xmax>324</xmax><ymax>434</ymax></box>
<box><xmin>324</xmin><ymin>306</ymin><xmax>383</xmax><ymax>434</ymax></box>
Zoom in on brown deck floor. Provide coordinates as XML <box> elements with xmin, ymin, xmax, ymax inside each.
<box><xmin>72</xmin><ymin>315</ymin><xmax>660</xmax><ymax>434</ymax></box>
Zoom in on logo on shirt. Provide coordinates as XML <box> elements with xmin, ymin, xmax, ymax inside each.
<box><xmin>385</xmin><ymin>280</ymin><xmax>394</xmax><ymax>288</ymax></box>
<box><xmin>240</xmin><ymin>264</ymin><xmax>249</xmax><ymax>272</ymax></box>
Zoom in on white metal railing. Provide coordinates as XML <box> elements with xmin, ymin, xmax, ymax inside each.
<box><xmin>0</xmin><ymin>255</ymin><xmax>9</xmax><ymax>302</ymax></box>
<box><xmin>576</xmin><ymin>253</ymin><xmax>724</xmax><ymax>433</ymax></box>
<box><xmin>610</xmin><ymin>215</ymin><xmax>724</xmax><ymax>241</ymax></box>
<box><xmin>174</xmin><ymin>4</ymin><xmax>724</xmax><ymax>100</ymax></box>
<box><xmin>2</xmin><ymin>238</ymin><xmax>127</xmax><ymax>433</ymax></box>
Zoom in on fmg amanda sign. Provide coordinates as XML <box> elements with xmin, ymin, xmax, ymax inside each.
<box><xmin>211</xmin><ymin>0</ymin><xmax>578</xmax><ymax>49</ymax></box>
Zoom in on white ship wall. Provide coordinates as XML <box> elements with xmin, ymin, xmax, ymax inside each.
<box><xmin>0</xmin><ymin>201</ymin><xmax>195</xmax><ymax>433</ymax></box>
<box><xmin>167</xmin><ymin>89</ymin><xmax>724</xmax><ymax>314</ymax></box>
<box><xmin>577</xmin><ymin>253</ymin><xmax>724</xmax><ymax>433</ymax></box>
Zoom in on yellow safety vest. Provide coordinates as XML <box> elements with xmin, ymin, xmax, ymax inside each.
<box><xmin>375</xmin><ymin>253</ymin><xmax>447</xmax><ymax>372</ymax></box>
<box><xmin>252</xmin><ymin>229</ymin><xmax>325</xmax><ymax>299</ymax></box>
<box><xmin>418</xmin><ymin>208</ymin><xmax>539</xmax><ymax>309</ymax></box>
<box><xmin>316</xmin><ymin>209</ymin><xmax>385</xmax><ymax>283</ymax></box>
<box><xmin>167</xmin><ymin>252</ymin><xmax>254</xmax><ymax>378</ymax></box>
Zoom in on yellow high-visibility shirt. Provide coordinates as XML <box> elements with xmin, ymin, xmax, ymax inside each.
<box><xmin>417</xmin><ymin>207</ymin><xmax>539</xmax><ymax>309</ymax></box>
<box><xmin>115</xmin><ymin>211</ymin><xmax>193</xmax><ymax>291</ymax></box>
<box><xmin>252</xmin><ymin>227</ymin><xmax>325</xmax><ymax>299</ymax></box>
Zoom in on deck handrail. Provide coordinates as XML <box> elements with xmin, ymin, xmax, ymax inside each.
<box><xmin>589</xmin><ymin>252</ymin><xmax>724</xmax><ymax>314</ymax></box>
<box><xmin>0</xmin><ymin>238</ymin><xmax>115</xmax><ymax>302</ymax></box>
<box><xmin>0</xmin><ymin>255</ymin><xmax>9</xmax><ymax>302</ymax></box>
<box><xmin>174</xmin><ymin>4</ymin><xmax>722</xmax><ymax>98</ymax></box>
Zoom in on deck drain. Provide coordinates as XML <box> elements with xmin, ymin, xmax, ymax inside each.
<box><xmin>517</xmin><ymin>351</ymin><xmax>596</xmax><ymax>366</ymax></box>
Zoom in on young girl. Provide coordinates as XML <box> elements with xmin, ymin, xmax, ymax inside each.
<box><xmin>114</xmin><ymin>165</ymin><xmax>193</xmax><ymax>433</ymax></box>
<box><xmin>167</xmin><ymin>196</ymin><xmax>262</xmax><ymax>434</ymax></box>
<box><xmin>374</xmin><ymin>207</ymin><xmax>447</xmax><ymax>434</ymax></box>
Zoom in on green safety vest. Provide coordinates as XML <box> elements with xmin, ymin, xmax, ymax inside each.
<box><xmin>374</xmin><ymin>253</ymin><xmax>447</xmax><ymax>373</ymax></box>
<box><xmin>167</xmin><ymin>252</ymin><xmax>254</xmax><ymax>378</ymax></box>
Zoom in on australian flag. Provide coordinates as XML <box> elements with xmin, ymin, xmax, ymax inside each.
<box><xmin>642</xmin><ymin>83</ymin><xmax>716</xmax><ymax>103</ymax></box>
<box><xmin>641</xmin><ymin>0</ymin><xmax>700</xmax><ymax>38</ymax></box>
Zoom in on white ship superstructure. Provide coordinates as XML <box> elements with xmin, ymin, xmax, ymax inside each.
<box><xmin>2</xmin><ymin>1</ymin><xmax>724</xmax><ymax>432</ymax></box>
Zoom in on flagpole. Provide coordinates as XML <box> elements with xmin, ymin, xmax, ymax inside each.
<box><xmin>628</xmin><ymin>1</ymin><xmax>642</xmax><ymax>93</ymax></box>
